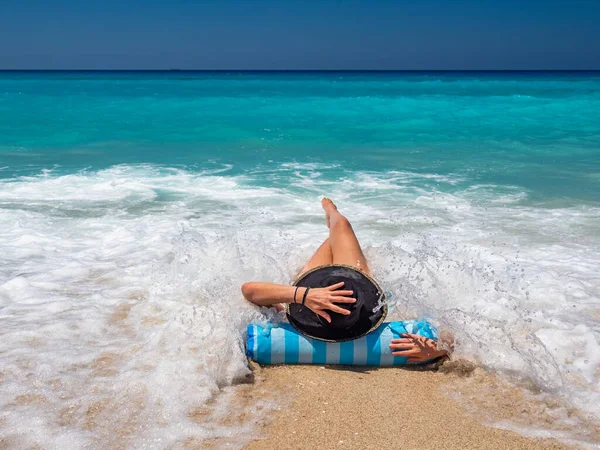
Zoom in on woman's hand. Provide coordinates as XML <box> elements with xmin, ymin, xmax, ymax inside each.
<box><xmin>303</xmin><ymin>282</ymin><xmax>356</xmax><ymax>323</ymax></box>
<box><xmin>389</xmin><ymin>333</ymin><xmax>447</xmax><ymax>363</ymax></box>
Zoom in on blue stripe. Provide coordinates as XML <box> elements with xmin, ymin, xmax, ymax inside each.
<box><xmin>388</xmin><ymin>321</ymin><xmax>407</xmax><ymax>338</ymax></box>
<box><xmin>393</xmin><ymin>355</ymin><xmax>407</xmax><ymax>365</ymax></box>
<box><xmin>284</xmin><ymin>324</ymin><xmax>299</xmax><ymax>364</ymax></box>
<box><xmin>339</xmin><ymin>340</ymin><xmax>354</xmax><ymax>365</ymax></box>
<box><xmin>259</xmin><ymin>325</ymin><xmax>272</xmax><ymax>364</ymax></box>
<box><xmin>312</xmin><ymin>339</ymin><xmax>327</xmax><ymax>364</ymax></box>
<box><xmin>366</xmin><ymin>329</ymin><xmax>381</xmax><ymax>366</ymax></box>
<box><xmin>246</xmin><ymin>325</ymin><xmax>255</xmax><ymax>359</ymax></box>
<box><xmin>416</xmin><ymin>319</ymin><xmax>439</xmax><ymax>340</ymax></box>
<box><xmin>428</xmin><ymin>322</ymin><xmax>440</xmax><ymax>340</ymax></box>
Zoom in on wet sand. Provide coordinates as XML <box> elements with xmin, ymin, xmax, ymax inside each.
<box><xmin>245</xmin><ymin>363</ymin><xmax>568</xmax><ymax>450</ymax></box>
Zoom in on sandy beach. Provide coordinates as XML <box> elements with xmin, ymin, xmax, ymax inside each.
<box><xmin>245</xmin><ymin>362</ymin><xmax>568</xmax><ymax>450</ymax></box>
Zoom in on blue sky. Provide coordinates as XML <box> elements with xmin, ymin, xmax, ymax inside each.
<box><xmin>1</xmin><ymin>0</ymin><xmax>599</xmax><ymax>70</ymax></box>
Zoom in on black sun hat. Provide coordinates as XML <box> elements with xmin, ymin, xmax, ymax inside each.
<box><xmin>286</xmin><ymin>264</ymin><xmax>387</xmax><ymax>342</ymax></box>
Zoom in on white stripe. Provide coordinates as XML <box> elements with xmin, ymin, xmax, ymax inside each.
<box><xmin>325</xmin><ymin>342</ymin><xmax>340</xmax><ymax>364</ymax></box>
<box><xmin>353</xmin><ymin>336</ymin><xmax>368</xmax><ymax>365</ymax></box>
<box><xmin>270</xmin><ymin>327</ymin><xmax>286</xmax><ymax>364</ymax></box>
<box><xmin>297</xmin><ymin>333</ymin><xmax>314</xmax><ymax>364</ymax></box>
<box><xmin>379</xmin><ymin>326</ymin><xmax>395</xmax><ymax>366</ymax></box>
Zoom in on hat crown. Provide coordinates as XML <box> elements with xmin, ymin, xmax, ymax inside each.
<box><xmin>287</xmin><ymin>264</ymin><xmax>387</xmax><ymax>342</ymax></box>
<box><xmin>316</xmin><ymin>276</ymin><xmax>364</xmax><ymax>329</ymax></box>
<box><xmin>319</xmin><ymin>295</ymin><xmax>363</xmax><ymax>329</ymax></box>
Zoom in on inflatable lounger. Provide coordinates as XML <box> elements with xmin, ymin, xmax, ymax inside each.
<box><xmin>247</xmin><ymin>320</ymin><xmax>438</xmax><ymax>366</ymax></box>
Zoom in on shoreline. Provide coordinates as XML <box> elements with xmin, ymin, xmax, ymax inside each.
<box><xmin>245</xmin><ymin>363</ymin><xmax>568</xmax><ymax>450</ymax></box>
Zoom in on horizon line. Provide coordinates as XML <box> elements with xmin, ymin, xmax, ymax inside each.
<box><xmin>1</xmin><ymin>69</ymin><xmax>600</xmax><ymax>73</ymax></box>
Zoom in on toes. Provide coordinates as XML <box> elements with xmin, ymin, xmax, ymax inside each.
<box><xmin>321</xmin><ymin>197</ymin><xmax>334</xmax><ymax>208</ymax></box>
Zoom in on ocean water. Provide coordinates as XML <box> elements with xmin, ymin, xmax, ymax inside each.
<box><xmin>0</xmin><ymin>71</ymin><xmax>599</xmax><ymax>448</ymax></box>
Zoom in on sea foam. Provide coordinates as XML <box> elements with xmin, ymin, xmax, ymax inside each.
<box><xmin>0</xmin><ymin>164</ymin><xmax>599</xmax><ymax>448</ymax></box>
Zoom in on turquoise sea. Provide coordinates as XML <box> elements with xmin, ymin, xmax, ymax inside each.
<box><xmin>1</xmin><ymin>71</ymin><xmax>599</xmax><ymax>448</ymax></box>
<box><xmin>1</xmin><ymin>71</ymin><xmax>600</xmax><ymax>203</ymax></box>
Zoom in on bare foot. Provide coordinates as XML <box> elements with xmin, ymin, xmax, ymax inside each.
<box><xmin>321</xmin><ymin>197</ymin><xmax>338</xmax><ymax>228</ymax></box>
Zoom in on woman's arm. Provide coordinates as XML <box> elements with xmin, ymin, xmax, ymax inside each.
<box><xmin>241</xmin><ymin>282</ymin><xmax>300</xmax><ymax>306</ymax></box>
<box><xmin>241</xmin><ymin>281</ymin><xmax>357</xmax><ymax>323</ymax></box>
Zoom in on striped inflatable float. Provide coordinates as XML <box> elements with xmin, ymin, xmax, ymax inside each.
<box><xmin>246</xmin><ymin>320</ymin><xmax>439</xmax><ymax>366</ymax></box>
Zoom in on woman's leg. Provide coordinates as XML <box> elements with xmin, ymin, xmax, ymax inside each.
<box><xmin>277</xmin><ymin>199</ymin><xmax>367</xmax><ymax>312</ymax></box>
<box><xmin>298</xmin><ymin>238</ymin><xmax>333</xmax><ymax>277</ymax></box>
<box><xmin>322</xmin><ymin>198</ymin><xmax>371</xmax><ymax>276</ymax></box>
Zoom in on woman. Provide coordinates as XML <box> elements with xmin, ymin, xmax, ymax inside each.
<box><xmin>242</xmin><ymin>198</ymin><xmax>448</xmax><ymax>363</ymax></box>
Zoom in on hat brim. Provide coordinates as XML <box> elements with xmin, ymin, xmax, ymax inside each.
<box><xmin>286</xmin><ymin>264</ymin><xmax>387</xmax><ymax>342</ymax></box>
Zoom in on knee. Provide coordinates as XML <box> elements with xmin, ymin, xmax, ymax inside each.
<box><xmin>334</xmin><ymin>216</ymin><xmax>352</xmax><ymax>230</ymax></box>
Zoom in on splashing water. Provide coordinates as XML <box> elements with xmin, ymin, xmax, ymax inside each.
<box><xmin>0</xmin><ymin>164</ymin><xmax>598</xmax><ymax>448</ymax></box>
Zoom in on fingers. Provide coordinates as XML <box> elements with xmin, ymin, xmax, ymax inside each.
<box><xmin>390</xmin><ymin>340</ymin><xmax>414</xmax><ymax>351</ymax></box>
<box><xmin>332</xmin><ymin>290</ymin><xmax>354</xmax><ymax>296</ymax></box>
<box><xmin>401</xmin><ymin>333</ymin><xmax>427</xmax><ymax>342</ymax></box>
<box><xmin>391</xmin><ymin>349</ymin><xmax>419</xmax><ymax>356</ymax></box>
<box><xmin>328</xmin><ymin>305</ymin><xmax>351</xmax><ymax>316</ymax></box>
<box><xmin>389</xmin><ymin>341</ymin><xmax>416</xmax><ymax>351</ymax></box>
<box><xmin>400</xmin><ymin>333</ymin><xmax>432</xmax><ymax>345</ymax></box>
<box><xmin>390</xmin><ymin>346</ymin><xmax>415</xmax><ymax>353</ymax></box>
<box><xmin>317</xmin><ymin>310</ymin><xmax>331</xmax><ymax>323</ymax></box>
<box><xmin>330</xmin><ymin>296</ymin><xmax>356</xmax><ymax>303</ymax></box>
<box><xmin>326</xmin><ymin>281</ymin><xmax>345</xmax><ymax>290</ymax></box>
<box><xmin>391</xmin><ymin>334</ymin><xmax>437</xmax><ymax>361</ymax></box>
